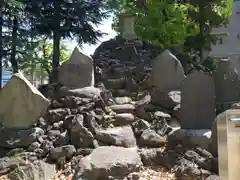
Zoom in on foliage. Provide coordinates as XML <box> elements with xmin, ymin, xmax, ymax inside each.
<box><xmin>26</xmin><ymin>0</ymin><xmax>110</xmax><ymax>44</ymax></box>
<box><xmin>183</xmin><ymin>0</ymin><xmax>231</xmax><ymax>61</ymax></box>
<box><xmin>110</xmin><ymin>0</ymin><xmax>231</xmax><ymax>53</ymax></box>
<box><xmin>25</xmin><ymin>0</ymin><xmax>111</xmax><ymax>82</ymax></box>
<box><xmin>111</xmin><ymin>0</ymin><xmax>198</xmax><ymax>49</ymax></box>
<box><xmin>2</xmin><ymin>0</ymin><xmax>33</xmax><ymax>72</ymax></box>
<box><xmin>19</xmin><ymin>37</ymin><xmax>70</xmax><ymax>80</ymax></box>
<box><xmin>202</xmin><ymin>56</ymin><xmax>220</xmax><ymax>71</ymax></box>
<box><xmin>1</xmin><ymin>0</ymin><xmax>111</xmax><ymax>83</ymax></box>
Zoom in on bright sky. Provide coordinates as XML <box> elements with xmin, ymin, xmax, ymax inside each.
<box><xmin>64</xmin><ymin>16</ymin><xmax>117</xmax><ymax>56</ymax></box>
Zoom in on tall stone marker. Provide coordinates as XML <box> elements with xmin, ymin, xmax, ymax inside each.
<box><xmin>180</xmin><ymin>71</ymin><xmax>215</xmax><ymax>129</ymax></box>
<box><xmin>0</xmin><ymin>73</ymin><xmax>50</xmax><ymax>128</ymax></box>
<box><xmin>59</xmin><ymin>46</ymin><xmax>94</xmax><ymax>88</ymax></box>
<box><xmin>150</xmin><ymin>50</ymin><xmax>185</xmax><ymax>90</ymax></box>
<box><xmin>214</xmin><ymin>58</ymin><xmax>240</xmax><ymax>103</ymax></box>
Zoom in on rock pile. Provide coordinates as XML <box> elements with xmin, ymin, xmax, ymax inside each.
<box><xmin>0</xmin><ymin>81</ymin><xmax>217</xmax><ymax>180</ymax></box>
<box><xmin>0</xmin><ymin>37</ymin><xmax>221</xmax><ymax>180</ymax></box>
<box><xmin>93</xmin><ymin>36</ymin><xmax>210</xmax><ymax>99</ymax></box>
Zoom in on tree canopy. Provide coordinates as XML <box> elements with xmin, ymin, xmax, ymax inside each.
<box><xmin>0</xmin><ymin>0</ymin><xmax>112</xmax><ymax>84</ymax></box>
<box><xmin>111</xmin><ymin>0</ymin><xmax>232</xmax><ymax>54</ymax></box>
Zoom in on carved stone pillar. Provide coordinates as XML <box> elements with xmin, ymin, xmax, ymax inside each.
<box><xmin>119</xmin><ymin>13</ymin><xmax>137</xmax><ymax>40</ymax></box>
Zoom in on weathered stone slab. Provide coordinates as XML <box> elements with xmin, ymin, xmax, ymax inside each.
<box><xmin>180</xmin><ymin>71</ymin><xmax>215</xmax><ymax>129</ymax></box>
<box><xmin>59</xmin><ymin>46</ymin><xmax>94</xmax><ymax>88</ymax></box>
<box><xmin>150</xmin><ymin>50</ymin><xmax>185</xmax><ymax>90</ymax></box>
<box><xmin>0</xmin><ymin>73</ymin><xmax>50</xmax><ymax>128</ymax></box>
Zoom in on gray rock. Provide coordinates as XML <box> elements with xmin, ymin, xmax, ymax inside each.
<box><xmin>138</xmin><ymin>148</ymin><xmax>163</xmax><ymax>166</ymax></box>
<box><xmin>135</xmin><ymin>93</ymin><xmax>151</xmax><ymax>106</ymax></box>
<box><xmin>132</xmin><ymin>119</ymin><xmax>150</xmax><ymax>136</ymax></box>
<box><xmin>154</xmin><ymin>111</ymin><xmax>171</xmax><ymax>119</ymax></box>
<box><xmin>46</xmin><ymin>108</ymin><xmax>71</xmax><ymax>123</ymax></box>
<box><xmin>72</xmin><ymin>146</ymin><xmax>142</xmax><ymax>180</ymax></box>
<box><xmin>206</xmin><ymin>175</ymin><xmax>220</xmax><ymax>180</ymax></box>
<box><xmin>70</xmin><ymin>115</ymin><xmax>95</xmax><ymax>148</ymax></box>
<box><xmin>135</xmin><ymin>105</ymin><xmax>153</xmax><ymax>122</ymax></box>
<box><xmin>59</xmin><ymin>86</ymin><xmax>101</xmax><ymax>99</ymax></box>
<box><xmin>48</xmin><ymin>145</ymin><xmax>76</xmax><ymax>161</ymax></box>
<box><xmin>114</xmin><ymin>97</ymin><xmax>132</xmax><ymax>105</ymax></box>
<box><xmin>114</xmin><ymin>113</ymin><xmax>135</xmax><ymax>126</ymax></box>
<box><xmin>172</xmin><ymin>104</ymin><xmax>181</xmax><ymax>120</ymax></box>
<box><xmin>168</xmin><ymin>129</ymin><xmax>211</xmax><ymax>149</ymax></box>
<box><xmin>139</xmin><ymin>129</ymin><xmax>166</xmax><ymax>148</ymax></box>
<box><xmin>96</xmin><ymin>126</ymin><xmax>137</xmax><ymax>148</ymax></box>
<box><xmin>7</xmin><ymin>160</ymin><xmax>56</xmax><ymax>180</ymax></box>
<box><xmin>84</xmin><ymin>112</ymin><xmax>100</xmax><ymax>135</ymax></box>
<box><xmin>104</xmin><ymin>78</ymin><xmax>125</xmax><ymax>89</ymax></box>
<box><xmin>111</xmin><ymin>89</ymin><xmax>132</xmax><ymax>97</ymax></box>
<box><xmin>173</xmin><ymin>157</ymin><xmax>211</xmax><ymax>179</ymax></box>
<box><xmin>28</xmin><ymin>142</ymin><xmax>41</xmax><ymax>152</ymax></box>
<box><xmin>0</xmin><ymin>127</ymin><xmax>44</xmax><ymax>148</ymax></box>
<box><xmin>53</xmin><ymin>131</ymin><xmax>69</xmax><ymax>147</ymax></box>
<box><xmin>41</xmin><ymin>140</ymin><xmax>54</xmax><ymax>155</ymax></box>
<box><xmin>0</xmin><ymin>156</ymin><xmax>26</xmax><ymax>171</ymax></box>
<box><xmin>109</xmin><ymin>104</ymin><xmax>135</xmax><ymax>114</ymax></box>
<box><xmin>168</xmin><ymin>118</ymin><xmax>181</xmax><ymax>131</ymax></box>
<box><xmin>151</xmin><ymin>89</ymin><xmax>181</xmax><ymax>109</ymax></box>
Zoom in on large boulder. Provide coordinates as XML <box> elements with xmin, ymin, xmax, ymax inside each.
<box><xmin>0</xmin><ymin>73</ymin><xmax>50</xmax><ymax>128</ymax></box>
<box><xmin>6</xmin><ymin>160</ymin><xmax>56</xmax><ymax>180</ymax></box>
<box><xmin>72</xmin><ymin>146</ymin><xmax>142</xmax><ymax>179</ymax></box>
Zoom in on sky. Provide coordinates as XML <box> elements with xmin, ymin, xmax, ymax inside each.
<box><xmin>64</xmin><ymin>16</ymin><xmax>117</xmax><ymax>56</ymax></box>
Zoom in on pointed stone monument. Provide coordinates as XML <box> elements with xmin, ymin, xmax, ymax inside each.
<box><xmin>150</xmin><ymin>50</ymin><xmax>185</xmax><ymax>90</ymax></box>
<box><xmin>59</xmin><ymin>46</ymin><xmax>94</xmax><ymax>89</ymax></box>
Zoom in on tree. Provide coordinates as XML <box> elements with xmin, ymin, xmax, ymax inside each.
<box><xmin>111</xmin><ymin>0</ymin><xmax>198</xmax><ymax>49</ymax></box>
<box><xmin>110</xmin><ymin>0</ymin><xmax>231</xmax><ymax>54</ymax></box>
<box><xmin>183</xmin><ymin>0</ymin><xmax>232</xmax><ymax>61</ymax></box>
<box><xmin>2</xmin><ymin>0</ymin><xmax>28</xmax><ymax>73</ymax></box>
<box><xmin>0</xmin><ymin>0</ymin><xmax>3</xmax><ymax>88</ymax></box>
<box><xmin>19</xmin><ymin>37</ymin><xmax>70</xmax><ymax>82</ymax></box>
<box><xmin>26</xmin><ymin>0</ymin><xmax>111</xmax><ymax>83</ymax></box>
<box><xmin>0</xmin><ymin>0</ymin><xmax>27</xmax><ymax>87</ymax></box>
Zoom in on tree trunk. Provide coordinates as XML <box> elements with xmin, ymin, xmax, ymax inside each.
<box><xmin>199</xmin><ymin>4</ymin><xmax>205</xmax><ymax>62</ymax></box>
<box><xmin>30</xmin><ymin>65</ymin><xmax>34</xmax><ymax>84</ymax></box>
<box><xmin>51</xmin><ymin>0</ymin><xmax>61</xmax><ymax>83</ymax></box>
<box><xmin>42</xmin><ymin>41</ymin><xmax>51</xmax><ymax>83</ymax></box>
<box><xmin>10</xmin><ymin>16</ymin><xmax>19</xmax><ymax>73</ymax></box>
<box><xmin>0</xmin><ymin>7</ymin><xmax>3</xmax><ymax>88</ymax></box>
